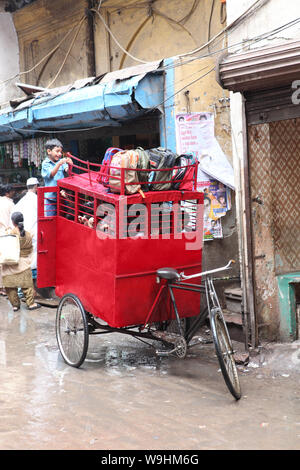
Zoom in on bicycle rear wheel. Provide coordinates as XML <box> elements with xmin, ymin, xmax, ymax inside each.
<box><xmin>210</xmin><ymin>308</ymin><xmax>241</xmax><ymax>400</ymax></box>
<box><xmin>56</xmin><ymin>293</ymin><xmax>89</xmax><ymax>368</ymax></box>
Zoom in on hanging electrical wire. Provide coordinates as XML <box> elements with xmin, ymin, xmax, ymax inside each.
<box><xmin>94</xmin><ymin>0</ymin><xmax>200</xmax><ymax>69</ymax></box>
<box><xmin>1</xmin><ymin>11</ymin><xmax>299</xmax><ymax>106</ymax></box>
<box><xmin>0</xmin><ymin>65</ymin><xmax>216</xmax><ymax>136</ymax></box>
<box><xmin>0</xmin><ymin>15</ymin><xmax>87</xmax><ymax>89</ymax></box>
<box><xmin>0</xmin><ymin>0</ymin><xmax>286</xmax><ymax>92</ymax></box>
<box><xmin>179</xmin><ymin>0</ymin><xmax>272</xmax><ymax>57</ymax></box>
<box><xmin>46</xmin><ymin>15</ymin><xmax>86</xmax><ymax>88</ymax></box>
<box><xmin>0</xmin><ymin>0</ymin><xmax>299</xmax><ymax>119</ymax></box>
<box><xmin>156</xmin><ymin>16</ymin><xmax>300</xmax><ymax>73</ymax></box>
<box><xmin>91</xmin><ymin>8</ymin><xmax>151</xmax><ymax>64</ymax></box>
<box><xmin>0</xmin><ymin>12</ymin><xmax>299</xmax><ymax>121</ymax></box>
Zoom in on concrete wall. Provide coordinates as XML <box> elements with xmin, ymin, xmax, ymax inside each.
<box><xmin>225</xmin><ymin>0</ymin><xmax>300</xmax><ymax>340</ymax></box>
<box><xmin>227</xmin><ymin>0</ymin><xmax>300</xmax><ymax>50</ymax></box>
<box><xmin>227</xmin><ymin>0</ymin><xmax>300</xmax><ymax>174</ymax></box>
<box><xmin>0</xmin><ymin>3</ymin><xmax>20</xmax><ymax>109</ymax></box>
<box><xmin>12</xmin><ymin>0</ymin><xmax>93</xmax><ymax>89</ymax></box>
<box><xmin>93</xmin><ymin>0</ymin><xmax>223</xmax><ymax>73</ymax></box>
<box><xmin>227</xmin><ymin>0</ymin><xmax>300</xmax><ymax>182</ymax></box>
<box><xmin>171</xmin><ymin>55</ymin><xmax>238</xmax><ymax>279</ymax></box>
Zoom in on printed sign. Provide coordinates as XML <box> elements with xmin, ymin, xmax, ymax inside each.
<box><xmin>175</xmin><ymin>112</ymin><xmax>234</xmax><ymax>240</ymax></box>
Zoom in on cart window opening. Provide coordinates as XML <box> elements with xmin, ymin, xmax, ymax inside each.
<box><xmin>177</xmin><ymin>200</ymin><xmax>198</xmax><ymax>233</ymax></box>
<box><xmin>59</xmin><ymin>189</ymin><xmax>75</xmax><ymax>221</ymax></box>
<box><xmin>121</xmin><ymin>203</ymin><xmax>148</xmax><ymax>238</ymax></box>
<box><xmin>96</xmin><ymin>200</ymin><xmax>116</xmax><ymax>237</ymax></box>
<box><xmin>151</xmin><ymin>202</ymin><xmax>174</xmax><ymax>238</ymax></box>
<box><xmin>44</xmin><ymin>198</ymin><xmax>57</xmax><ymax>217</ymax></box>
<box><xmin>78</xmin><ymin>193</ymin><xmax>95</xmax><ymax>228</ymax></box>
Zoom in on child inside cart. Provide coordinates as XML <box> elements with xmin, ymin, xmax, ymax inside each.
<box><xmin>41</xmin><ymin>139</ymin><xmax>73</xmax><ymax>216</ymax></box>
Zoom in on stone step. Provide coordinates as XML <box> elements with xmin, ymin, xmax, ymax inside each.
<box><xmin>224</xmin><ymin>287</ymin><xmax>242</xmax><ymax>313</ymax></box>
<box><xmin>223</xmin><ymin>309</ymin><xmax>243</xmax><ymax>326</ymax></box>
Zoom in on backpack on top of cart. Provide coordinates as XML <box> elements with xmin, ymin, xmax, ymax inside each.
<box><xmin>97</xmin><ymin>147</ymin><xmax>122</xmax><ymax>185</ymax></box>
<box><xmin>108</xmin><ymin>150</ymin><xmax>141</xmax><ymax>195</ymax></box>
<box><xmin>171</xmin><ymin>154</ymin><xmax>196</xmax><ymax>191</ymax></box>
<box><xmin>135</xmin><ymin>147</ymin><xmax>150</xmax><ymax>189</ymax></box>
<box><xmin>146</xmin><ymin>147</ymin><xmax>177</xmax><ymax>191</ymax></box>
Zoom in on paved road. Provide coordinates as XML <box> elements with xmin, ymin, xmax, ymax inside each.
<box><xmin>0</xmin><ymin>296</ymin><xmax>299</xmax><ymax>450</ymax></box>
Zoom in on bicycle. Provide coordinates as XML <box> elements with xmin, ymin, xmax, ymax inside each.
<box><xmin>152</xmin><ymin>260</ymin><xmax>242</xmax><ymax>400</ymax></box>
<box><xmin>56</xmin><ymin>260</ymin><xmax>241</xmax><ymax>400</ymax></box>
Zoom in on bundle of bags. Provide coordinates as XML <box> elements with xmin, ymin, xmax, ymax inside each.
<box><xmin>97</xmin><ymin>147</ymin><xmax>197</xmax><ymax>195</ymax></box>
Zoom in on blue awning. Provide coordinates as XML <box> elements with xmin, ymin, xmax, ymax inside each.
<box><xmin>0</xmin><ymin>61</ymin><xmax>164</xmax><ymax>143</ymax></box>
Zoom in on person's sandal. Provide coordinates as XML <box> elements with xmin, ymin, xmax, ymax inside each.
<box><xmin>28</xmin><ymin>303</ymin><xmax>41</xmax><ymax>310</ymax></box>
<box><xmin>13</xmin><ymin>306</ymin><xmax>20</xmax><ymax>311</ymax></box>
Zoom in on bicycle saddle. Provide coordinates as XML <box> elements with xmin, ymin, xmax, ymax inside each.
<box><xmin>156</xmin><ymin>267</ymin><xmax>180</xmax><ymax>281</ymax></box>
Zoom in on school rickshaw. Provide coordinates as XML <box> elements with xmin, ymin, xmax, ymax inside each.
<box><xmin>37</xmin><ymin>150</ymin><xmax>241</xmax><ymax>400</ymax></box>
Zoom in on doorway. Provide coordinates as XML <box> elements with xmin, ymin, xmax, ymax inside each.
<box><xmin>248</xmin><ymin>118</ymin><xmax>300</xmax><ymax>340</ymax></box>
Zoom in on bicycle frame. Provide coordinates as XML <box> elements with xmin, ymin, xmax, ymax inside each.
<box><xmin>156</xmin><ymin>260</ymin><xmax>241</xmax><ymax>400</ymax></box>
<box><xmin>154</xmin><ymin>260</ymin><xmax>235</xmax><ymax>344</ymax></box>
<box><xmin>86</xmin><ymin>260</ymin><xmax>234</xmax><ymax>341</ymax></box>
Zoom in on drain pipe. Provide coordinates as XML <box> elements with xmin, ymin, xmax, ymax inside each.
<box><xmin>86</xmin><ymin>1</ymin><xmax>96</xmax><ymax>78</ymax></box>
<box><xmin>240</xmin><ymin>94</ymin><xmax>258</xmax><ymax>349</ymax></box>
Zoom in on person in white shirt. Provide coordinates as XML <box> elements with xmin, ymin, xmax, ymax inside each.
<box><xmin>15</xmin><ymin>177</ymin><xmax>39</xmax><ymax>282</ymax></box>
<box><xmin>0</xmin><ymin>184</ymin><xmax>15</xmax><ymax>295</ymax></box>
<box><xmin>0</xmin><ymin>184</ymin><xmax>15</xmax><ymax>233</ymax></box>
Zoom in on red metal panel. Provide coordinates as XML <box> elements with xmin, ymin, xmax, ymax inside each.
<box><xmin>38</xmin><ymin>167</ymin><xmax>204</xmax><ymax>327</ymax></box>
<box><xmin>54</xmin><ymin>220</ymin><xmax>202</xmax><ymax>327</ymax></box>
<box><xmin>37</xmin><ymin>187</ymin><xmax>58</xmax><ymax>288</ymax></box>
<box><xmin>55</xmin><ymin>218</ymin><xmax>117</xmax><ymax>326</ymax></box>
<box><xmin>115</xmin><ymin>269</ymin><xmax>201</xmax><ymax>327</ymax></box>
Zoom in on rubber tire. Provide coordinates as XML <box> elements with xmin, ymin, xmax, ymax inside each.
<box><xmin>210</xmin><ymin>309</ymin><xmax>241</xmax><ymax>400</ymax></box>
<box><xmin>56</xmin><ymin>293</ymin><xmax>89</xmax><ymax>368</ymax></box>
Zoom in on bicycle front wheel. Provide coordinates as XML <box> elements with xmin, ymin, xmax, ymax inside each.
<box><xmin>210</xmin><ymin>308</ymin><xmax>241</xmax><ymax>400</ymax></box>
<box><xmin>56</xmin><ymin>293</ymin><xmax>89</xmax><ymax>368</ymax></box>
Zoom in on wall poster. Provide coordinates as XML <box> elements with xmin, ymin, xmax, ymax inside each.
<box><xmin>175</xmin><ymin>112</ymin><xmax>233</xmax><ymax>240</ymax></box>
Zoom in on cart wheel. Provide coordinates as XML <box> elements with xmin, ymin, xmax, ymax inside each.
<box><xmin>210</xmin><ymin>308</ymin><xmax>241</xmax><ymax>400</ymax></box>
<box><xmin>56</xmin><ymin>294</ymin><xmax>89</xmax><ymax>368</ymax></box>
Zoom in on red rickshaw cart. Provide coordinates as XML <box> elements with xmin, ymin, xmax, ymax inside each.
<box><xmin>37</xmin><ymin>152</ymin><xmax>241</xmax><ymax>400</ymax></box>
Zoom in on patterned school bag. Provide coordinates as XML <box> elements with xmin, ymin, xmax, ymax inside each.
<box><xmin>108</xmin><ymin>150</ymin><xmax>141</xmax><ymax>195</ymax></box>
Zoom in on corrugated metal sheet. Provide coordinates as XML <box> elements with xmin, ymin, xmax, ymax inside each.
<box><xmin>0</xmin><ymin>61</ymin><xmax>163</xmax><ymax>142</ymax></box>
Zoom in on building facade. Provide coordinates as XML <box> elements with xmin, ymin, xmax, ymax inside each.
<box><xmin>218</xmin><ymin>0</ymin><xmax>300</xmax><ymax>343</ymax></box>
<box><xmin>0</xmin><ymin>0</ymin><xmax>241</xmax><ymax>321</ymax></box>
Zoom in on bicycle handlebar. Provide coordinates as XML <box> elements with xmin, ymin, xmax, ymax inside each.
<box><xmin>180</xmin><ymin>260</ymin><xmax>235</xmax><ymax>281</ymax></box>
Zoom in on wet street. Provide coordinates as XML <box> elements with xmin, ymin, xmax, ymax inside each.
<box><xmin>0</xmin><ymin>295</ymin><xmax>299</xmax><ymax>451</ymax></box>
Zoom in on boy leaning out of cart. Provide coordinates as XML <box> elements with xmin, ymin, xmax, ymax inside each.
<box><xmin>41</xmin><ymin>139</ymin><xmax>73</xmax><ymax>217</ymax></box>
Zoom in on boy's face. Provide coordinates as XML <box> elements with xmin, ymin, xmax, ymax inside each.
<box><xmin>47</xmin><ymin>146</ymin><xmax>63</xmax><ymax>162</ymax></box>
